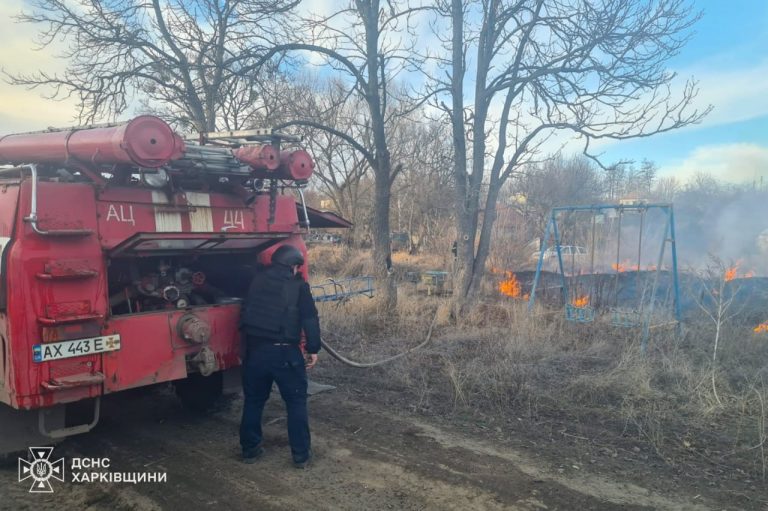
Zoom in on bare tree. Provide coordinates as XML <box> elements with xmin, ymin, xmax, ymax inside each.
<box><xmin>7</xmin><ymin>0</ymin><xmax>299</xmax><ymax>131</ymax></box>
<box><xmin>603</xmin><ymin>159</ymin><xmax>659</xmax><ymax>200</ymax></box>
<box><xmin>291</xmin><ymin>78</ymin><xmax>374</xmax><ymax>242</ymax></box>
<box><xmin>284</xmin><ymin>74</ymin><xmax>454</xmax><ymax>254</ymax></box>
<box><xmin>651</xmin><ymin>176</ymin><xmax>681</xmax><ymax>203</ymax></box>
<box><xmin>260</xmin><ymin>0</ymin><xmax>432</xmax><ymax>308</ymax></box>
<box><xmin>516</xmin><ymin>155</ymin><xmax>604</xmax><ymax>242</ymax></box>
<box><xmin>390</xmin><ymin>118</ymin><xmax>455</xmax><ymax>253</ymax></box>
<box><xmin>692</xmin><ymin>258</ymin><xmax>744</xmax><ymax>407</ymax></box>
<box><xmin>436</xmin><ymin>0</ymin><xmax>710</xmax><ymax>303</ymax></box>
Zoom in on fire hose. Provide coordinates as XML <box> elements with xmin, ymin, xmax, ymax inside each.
<box><xmin>318</xmin><ymin>310</ymin><xmax>438</xmax><ymax>368</ymax></box>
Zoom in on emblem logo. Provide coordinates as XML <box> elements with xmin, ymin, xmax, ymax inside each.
<box><xmin>18</xmin><ymin>447</ymin><xmax>65</xmax><ymax>493</ymax></box>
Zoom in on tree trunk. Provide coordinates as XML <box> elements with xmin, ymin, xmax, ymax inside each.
<box><xmin>361</xmin><ymin>0</ymin><xmax>396</xmax><ymax>309</ymax></box>
<box><xmin>450</xmin><ymin>0</ymin><xmax>471</xmax><ymax>314</ymax></box>
<box><xmin>373</xmin><ymin>164</ymin><xmax>395</xmax><ymax>309</ymax></box>
<box><xmin>469</xmin><ymin>178</ymin><xmax>501</xmax><ymax>296</ymax></box>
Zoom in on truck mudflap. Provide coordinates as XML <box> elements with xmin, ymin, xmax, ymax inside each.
<box><xmin>0</xmin><ymin>398</ymin><xmax>101</xmax><ymax>456</ymax></box>
<box><xmin>39</xmin><ymin>398</ymin><xmax>100</xmax><ymax>439</ymax></box>
<box><xmin>0</xmin><ymin>404</ymin><xmax>64</xmax><ymax>456</ymax></box>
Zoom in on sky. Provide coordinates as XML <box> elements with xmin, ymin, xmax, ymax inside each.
<box><xmin>0</xmin><ymin>0</ymin><xmax>81</xmax><ymax>132</ymax></box>
<box><xmin>597</xmin><ymin>1</ymin><xmax>768</xmax><ymax>183</ymax></box>
<box><xmin>0</xmin><ymin>0</ymin><xmax>766</xmax><ymax>184</ymax></box>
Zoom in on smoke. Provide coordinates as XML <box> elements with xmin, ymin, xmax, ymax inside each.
<box><xmin>661</xmin><ymin>143</ymin><xmax>768</xmax><ymax>183</ymax></box>
<box><xmin>531</xmin><ymin>187</ymin><xmax>768</xmax><ymax>276</ymax></box>
<box><xmin>674</xmin><ymin>186</ymin><xmax>768</xmax><ymax>273</ymax></box>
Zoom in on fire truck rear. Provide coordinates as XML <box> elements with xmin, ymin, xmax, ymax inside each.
<box><xmin>0</xmin><ymin>117</ymin><xmax>317</xmax><ymax>454</ymax></box>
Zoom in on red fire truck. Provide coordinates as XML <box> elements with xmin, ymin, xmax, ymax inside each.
<box><xmin>0</xmin><ymin>116</ymin><xmax>343</xmax><ymax>455</ymax></box>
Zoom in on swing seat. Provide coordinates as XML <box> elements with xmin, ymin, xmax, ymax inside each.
<box><xmin>565</xmin><ymin>303</ymin><xmax>595</xmax><ymax>323</ymax></box>
<box><xmin>610</xmin><ymin>307</ymin><xmax>641</xmax><ymax>327</ymax></box>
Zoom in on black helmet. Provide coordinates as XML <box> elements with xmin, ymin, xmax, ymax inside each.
<box><xmin>271</xmin><ymin>245</ymin><xmax>304</xmax><ymax>267</ymax></box>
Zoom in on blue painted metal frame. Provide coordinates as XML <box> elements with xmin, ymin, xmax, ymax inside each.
<box><xmin>527</xmin><ymin>203</ymin><xmax>682</xmax><ymax>350</ymax></box>
<box><xmin>312</xmin><ymin>276</ymin><xmax>374</xmax><ymax>302</ymax></box>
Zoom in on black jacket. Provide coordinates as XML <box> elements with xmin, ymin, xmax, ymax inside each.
<box><xmin>240</xmin><ymin>265</ymin><xmax>322</xmax><ymax>354</ymax></box>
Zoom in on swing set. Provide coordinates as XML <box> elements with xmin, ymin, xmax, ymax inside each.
<box><xmin>527</xmin><ymin>203</ymin><xmax>682</xmax><ymax>350</ymax></box>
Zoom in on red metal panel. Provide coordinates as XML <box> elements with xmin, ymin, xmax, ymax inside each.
<box><xmin>208</xmin><ymin>193</ymin><xmax>256</xmax><ymax>233</ymax></box>
<box><xmin>252</xmin><ymin>195</ymin><xmax>300</xmax><ymax>233</ymax></box>
<box><xmin>101</xmin><ymin>305</ymin><xmax>241</xmax><ymax>393</ymax></box>
<box><xmin>36</xmin><ymin>259</ymin><xmax>98</xmax><ymax>280</ymax></box>
<box><xmin>96</xmin><ymin>187</ymin><xmax>302</xmax><ymax>248</ymax></box>
<box><xmin>45</xmin><ymin>300</ymin><xmax>92</xmax><ymax>319</ymax></box>
<box><xmin>5</xmin><ymin>180</ymin><xmax>105</xmax><ymax>409</ymax></box>
<box><xmin>95</xmin><ymin>187</ymin><xmax>158</xmax><ymax>247</ymax></box>
<box><xmin>95</xmin><ymin>188</ymin><xmax>278</xmax><ymax>248</ymax></box>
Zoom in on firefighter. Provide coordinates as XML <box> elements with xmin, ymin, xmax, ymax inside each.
<box><xmin>239</xmin><ymin>245</ymin><xmax>321</xmax><ymax>468</ymax></box>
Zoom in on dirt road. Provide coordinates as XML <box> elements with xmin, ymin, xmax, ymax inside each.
<box><xmin>0</xmin><ymin>384</ymin><xmax>721</xmax><ymax>510</ymax></box>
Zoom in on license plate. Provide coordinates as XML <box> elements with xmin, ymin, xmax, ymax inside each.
<box><xmin>33</xmin><ymin>335</ymin><xmax>121</xmax><ymax>362</ymax></box>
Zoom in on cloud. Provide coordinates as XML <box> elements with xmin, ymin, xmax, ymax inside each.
<box><xmin>660</xmin><ymin>143</ymin><xmax>768</xmax><ymax>183</ymax></box>
<box><xmin>681</xmin><ymin>59</ymin><xmax>768</xmax><ymax>128</ymax></box>
<box><xmin>0</xmin><ymin>0</ymin><xmax>80</xmax><ymax>133</ymax></box>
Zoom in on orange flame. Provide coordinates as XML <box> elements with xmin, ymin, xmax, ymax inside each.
<box><xmin>611</xmin><ymin>261</ymin><xmax>662</xmax><ymax>272</ymax></box>
<box><xmin>572</xmin><ymin>295</ymin><xmax>590</xmax><ymax>307</ymax></box>
<box><xmin>723</xmin><ymin>262</ymin><xmax>756</xmax><ymax>281</ymax></box>
<box><xmin>497</xmin><ymin>271</ymin><xmax>529</xmax><ymax>300</ymax></box>
<box><xmin>612</xmin><ymin>262</ymin><xmax>629</xmax><ymax>272</ymax></box>
<box><xmin>754</xmin><ymin>322</ymin><xmax>768</xmax><ymax>334</ymax></box>
<box><xmin>499</xmin><ymin>272</ymin><xmax>522</xmax><ymax>298</ymax></box>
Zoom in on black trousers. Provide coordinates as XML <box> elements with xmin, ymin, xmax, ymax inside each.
<box><xmin>239</xmin><ymin>342</ymin><xmax>310</xmax><ymax>462</ymax></box>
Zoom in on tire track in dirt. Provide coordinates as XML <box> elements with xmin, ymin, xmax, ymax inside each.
<box><xmin>0</xmin><ymin>386</ymin><xmax>717</xmax><ymax>510</ymax></box>
<box><xmin>375</xmin><ymin>413</ymin><xmax>713</xmax><ymax>511</ymax></box>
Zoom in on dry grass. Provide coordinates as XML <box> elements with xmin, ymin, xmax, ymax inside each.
<box><xmin>312</xmin><ymin>249</ymin><xmax>768</xmax><ymax>481</ymax></box>
<box><xmin>307</xmin><ymin>245</ymin><xmax>373</xmax><ymax>278</ymax></box>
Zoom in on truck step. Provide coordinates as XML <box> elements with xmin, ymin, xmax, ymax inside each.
<box><xmin>38</xmin><ymin>313</ymin><xmax>103</xmax><ymax>326</ymax></box>
<box><xmin>36</xmin><ymin>269</ymin><xmax>98</xmax><ymax>281</ymax></box>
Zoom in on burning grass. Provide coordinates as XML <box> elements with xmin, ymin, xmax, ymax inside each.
<box><xmin>497</xmin><ymin>271</ymin><xmax>529</xmax><ymax>300</ymax></box>
<box><xmin>612</xmin><ymin>261</ymin><xmax>630</xmax><ymax>273</ymax></box>
<box><xmin>724</xmin><ymin>262</ymin><xmax>755</xmax><ymax>282</ymax></box>
<box><xmin>612</xmin><ymin>261</ymin><xmax>662</xmax><ymax>273</ymax></box>
<box><xmin>498</xmin><ymin>274</ymin><xmax>522</xmax><ymax>298</ymax></box>
<box><xmin>571</xmin><ymin>295</ymin><xmax>590</xmax><ymax>307</ymax></box>
<box><xmin>316</xmin><ymin>266</ymin><xmax>768</xmax><ymax>485</ymax></box>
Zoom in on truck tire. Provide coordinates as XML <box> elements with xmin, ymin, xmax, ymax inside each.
<box><xmin>174</xmin><ymin>371</ymin><xmax>223</xmax><ymax>413</ymax></box>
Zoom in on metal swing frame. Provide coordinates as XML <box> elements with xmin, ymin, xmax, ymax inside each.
<box><xmin>527</xmin><ymin>203</ymin><xmax>682</xmax><ymax>350</ymax></box>
<box><xmin>311</xmin><ymin>276</ymin><xmax>374</xmax><ymax>303</ymax></box>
